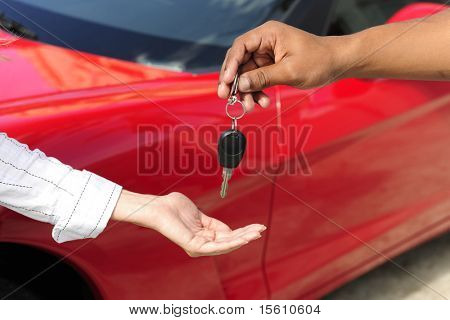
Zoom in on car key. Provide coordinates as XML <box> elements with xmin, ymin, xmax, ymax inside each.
<box><xmin>218</xmin><ymin>128</ymin><xmax>246</xmax><ymax>198</ymax></box>
<box><xmin>219</xmin><ymin>74</ymin><xmax>247</xmax><ymax>198</ymax></box>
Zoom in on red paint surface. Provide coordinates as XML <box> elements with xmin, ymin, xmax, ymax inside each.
<box><xmin>388</xmin><ymin>3</ymin><xmax>447</xmax><ymax>23</ymax></box>
<box><xmin>0</xmin><ymin>4</ymin><xmax>449</xmax><ymax>299</ymax></box>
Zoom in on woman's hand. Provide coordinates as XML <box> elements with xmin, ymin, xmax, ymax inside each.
<box><xmin>112</xmin><ymin>190</ymin><xmax>266</xmax><ymax>257</ymax></box>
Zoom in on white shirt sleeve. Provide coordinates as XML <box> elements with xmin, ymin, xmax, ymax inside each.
<box><xmin>0</xmin><ymin>133</ymin><xmax>123</xmax><ymax>243</ymax></box>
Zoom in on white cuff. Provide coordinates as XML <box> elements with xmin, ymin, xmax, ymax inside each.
<box><xmin>52</xmin><ymin>170</ymin><xmax>122</xmax><ymax>243</ymax></box>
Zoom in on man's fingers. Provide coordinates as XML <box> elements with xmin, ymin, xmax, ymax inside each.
<box><xmin>219</xmin><ymin>30</ymin><xmax>265</xmax><ymax>84</ymax></box>
<box><xmin>222</xmin><ymin>42</ymin><xmax>252</xmax><ymax>84</ymax></box>
<box><xmin>253</xmin><ymin>91</ymin><xmax>271</xmax><ymax>108</ymax></box>
<box><xmin>218</xmin><ymin>49</ymin><xmax>233</xmax><ymax>99</ymax></box>
<box><xmin>239</xmin><ymin>57</ymin><xmax>258</xmax><ymax>73</ymax></box>
<box><xmin>218</xmin><ymin>50</ymin><xmax>252</xmax><ymax>99</ymax></box>
<box><xmin>218</xmin><ymin>48</ymin><xmax>252</xmax><ymax>99</ymax></box>
<box><xmin>235</xmin><ymin>58</ymin><xmax>259</xmax><ymax>111</ymax></box>
<box><xmin>219</xmin><ymin>49</ymin><xmax>231</xmax><ymax>82</ymax></box>
<box><xmin>241</xmin><ymin>92</ymin><xmax>255</xmax><ymax>113</ymax></box>
<box><xmin>237</xmin><ymin>58</ymin><xmax>272</xmax><ymax>110</ymax></box>
<box><xmin>217</xmin><ymin>82</ymin><xmax>230</xmax><ymax>99</ymax></box>
<box><xmin>239</xmin><ymin>63</ymin><xmax>287</xmax><ymax>92</ymax></box>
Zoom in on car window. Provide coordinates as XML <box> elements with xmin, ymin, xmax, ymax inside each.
<box><xmin>2</xmin><ymin>0</ymin><xmax>295</xmax><ymax>73</ymax></box>
<box><xmin>327</xmin><ymin>0</ymin><xmax>445</xmax><ymax>36</ymax></box>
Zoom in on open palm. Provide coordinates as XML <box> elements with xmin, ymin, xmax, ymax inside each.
<box><xmin>147</xmin><ymin>193</ymin><xmax>266</xmax><ymax>257</ymax></box>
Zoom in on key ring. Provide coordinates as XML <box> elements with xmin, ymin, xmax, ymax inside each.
<box><xmin>226</xmin><ymin>74</ymin><xmax>245</xmax><ymax>121</ymax></box>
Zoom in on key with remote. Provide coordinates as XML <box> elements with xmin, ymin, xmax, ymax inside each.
<box><xmin>218</xmin><ymin>129</ymin><xmax>247</xmax><ymax>198</ymax></box>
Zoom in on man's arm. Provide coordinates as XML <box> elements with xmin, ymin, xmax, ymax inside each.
<box><xmin>0</xmin><ymin>133</ymin><xmax>265</xmax><ymax>256</ymax></box>
<box><xmin>341</xmin><ymin>8</ymin><xmax>450</xmax><ymax>81</ymax></box>
<box><xmin>218</xmin><ymin>8</ymin><xmax>450</xmax><ymax>111</ymax></box>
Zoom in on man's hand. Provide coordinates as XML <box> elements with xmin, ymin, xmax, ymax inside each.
<box><xmin>218</xmin><ymin>9</ymin><xmax>450</xmax><ymax>112</ymax></box>
<box><xmin>218</xmin><ymin>21</ymin><xmax>345</xmax><ymax>112</ymax></box>
<box><xmin>112</xmin><ymin>190</ymin><xmax>266</xmax><ymax>257</ymax></box>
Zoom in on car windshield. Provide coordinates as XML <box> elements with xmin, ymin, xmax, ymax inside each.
<box><xmin>1</xmin><ymin>0</ymin><xmax>293</xmax><ymax>72</ymax></box>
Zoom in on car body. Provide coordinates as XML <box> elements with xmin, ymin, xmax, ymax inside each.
<box><xmin>0</xmin><ymin>0</ymin><xmax>449</xmax><ymax>299</ymax></box>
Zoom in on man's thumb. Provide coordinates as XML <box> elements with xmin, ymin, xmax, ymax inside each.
<box><xmin>238</xmin><ymin>64</ymin><xmax>285</xmax><ymax>92</ymax></box>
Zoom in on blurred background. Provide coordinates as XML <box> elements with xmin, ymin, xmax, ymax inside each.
<box><xmin>1</xmin><ymin>0</ymin><xmax>446</xmax><ymax>72</ymax></box>
<box><xmin>326</xmin><ymin>232</ymin><xmax>450</xmax><ymax>299</ymax></box>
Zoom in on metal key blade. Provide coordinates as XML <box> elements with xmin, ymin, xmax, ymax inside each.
<box><xmin>220</xmin><ymin>168</ymin><xmax>233</xmax><ymax>198</ymax></box>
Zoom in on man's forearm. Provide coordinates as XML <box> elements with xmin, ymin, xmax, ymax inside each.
<box><xmin>337</xmin><ymin>9</ymin><xmax>450</xmax><ymax>81</ymax></box>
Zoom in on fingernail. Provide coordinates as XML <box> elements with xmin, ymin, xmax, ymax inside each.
<box><xmin>260</xmin><ymin>97</ymin><xmax>270</xmax><ymax>108</ymax></box>
<box><xmin>239</xmin><ymin>76</ymin><xmax>251</xmax><ymax>92</ymax></box>
<box><xmin>225</xmin><ymin>68</ymin><xmax>232</xmax><ymax>81</ymax></box>
<box><xmin>217</xmin><ymin>82</ymin><xmax>225</xmax><ymax>97</ymax></box>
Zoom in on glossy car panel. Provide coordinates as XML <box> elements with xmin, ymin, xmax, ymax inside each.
<box><xmin>0</xmin><ymin>32</ymin><xmax>280</xmax><ymax>298</ymax></box>
<box><xmin>1</xmin><ymin>2</ymin><xmax>449</xmax><ymax>299</ymax></box>
<box><xmin>0</xmin><ymin>32</ymin><xmax>187</xmax><ymax>102</ymax></box>
<box><xmin>268</xmin><ymin>81</ymin><xmax>450</xmax><ymax>298</ymax></box>
<box><xmin>388</xmin><ymin>2</ymin><xmax>447</xmax><ymax>23</ymax></box>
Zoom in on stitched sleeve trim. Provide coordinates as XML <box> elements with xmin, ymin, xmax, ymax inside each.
<box><xmin>51</xmin><ymin>170</ymin><xmax>122</xmax><ymax>243</ymax></box>
<box><xmin>85</xmin><ymin>184</ymin><xmax>117</xmax><ymax>238</ymax></box>
<box><xmin>55</xmin><ymin>173</ymin><xmax>92</xmax><ymax>242</ymax></box>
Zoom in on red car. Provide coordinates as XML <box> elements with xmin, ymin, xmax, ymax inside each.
<box><xmin>0</xmin><ymin>1</ymin><xmax>449</xmax><ymax>299</ymax></box>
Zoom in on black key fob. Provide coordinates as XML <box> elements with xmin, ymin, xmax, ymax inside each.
<box><xmin>218</xmin><ymin>129</ymin><xmax>246</xmax><ymax>169</ymax></box>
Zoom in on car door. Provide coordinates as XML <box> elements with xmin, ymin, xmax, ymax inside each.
<box><xmin>0</xmin><ymin>53</ymin><xmax>279</xmax><ymax>298</ymax></box>
<box><xmin>264</xmin><ymin>0</ymin><xmax>450</xmax><ymax>299</ymax></box>
<box><xmin>102</xmin><ymin>73</ymin><xmax>280</xmax><ymax>299</ymax></box>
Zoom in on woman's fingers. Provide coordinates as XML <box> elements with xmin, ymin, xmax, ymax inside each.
<box><xmin>215</xmin><ymin>230</ymin><xmax>263</xmax><ymax>244</ymax></box>
<box><xmin>215</xmin><ymin>224</ymin><xmax>266</xmax><ymax>241</ymax></box>
<box><xmin>201</xmin><ymin>213</ymin><xmax>232</xmax><ymax>232</ymax></box>
<box><xmin>222</xmin><ymin>229</ymin><xmax>262</xmax><ymax>243</ymax></box>
<box><xmin>191</xmin><ymin>237</ymin><xmax>249</xmax><ymax>257</ymax></box>
<box><xmin>187</xmin><ymin>224</ymin><xmax>266</xmax><ymax>256</ymax></box>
